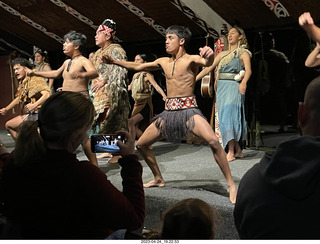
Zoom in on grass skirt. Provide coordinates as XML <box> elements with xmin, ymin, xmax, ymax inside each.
<box><xmin>153</xmin><ymin>108</ymin><xmax>206</xmax><ymax>143</ymax></box>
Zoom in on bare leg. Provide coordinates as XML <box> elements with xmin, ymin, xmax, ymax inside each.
<box><xmin>99</xmin><ymin>115</ymin><xmax>144</xmax><ymax>164</ymax></box>
<box><xmin>234</xmin><ymin>141</ymin><xmax>244</xmax><ymax>159</ymax></box>
<box><xmin>136</xmin><ymin>122</ymin><xmax>165</xmax><ymax>187</ymax></box>
<box><xmin>227</xmin><ymin>139</ymin><xmax>236</xmax><ymax>162</ymax></box>
<box><xmin>136</xmin><ymin>127</ymin><xmax>144</xmax><ymax>139</ymax></box>
<box><xmin>129</xmin><ymin>113</ymin><xmax>152</xmax><ymax>149</ymax></box>
<box><xmin>5</xmin><ymin>115</ymin><xmax>27</xmax><ymax>140</ymax></box>
<box><xmin>82</xmin><ymin>138</ymin><xmax>98</xmax><ymax>166</ymax></box>
<box><xmin>128</xmin><ymin>113</ymin><xmax>143</xmax><ymax>140</ymax></box>
<box><xmin>190</xmin><ymin>115</ymin><xmax>237</xmax><ymax>204</ymax></box>
<box><xmin>96</xmin><ymin>115</ymin><xmax>143</xmax><ymax>160</ymax></box>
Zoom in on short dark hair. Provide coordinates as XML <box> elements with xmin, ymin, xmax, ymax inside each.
<box><xmin>138</xmin><ymin>53</ymin><xmax>148</xmax><ymax>62</ymax></box>
<box><xmin>64</xmin><ymin>31</ymin><xmax>87</xmax><ymax>47</ymax></box>
<box><xmin>12</xmin><ymin>57</ymin><xmax>33</xmax><ymax>69</ymax></box>
<box><xmin>136</xmin><ymin>53</ymin><xmax>155</xmax><ymax>62</ymax></box>
<box><xmin>166</xmin><ymin>25</ymin><xmax>192</xmax><ymax>49</ymax></box>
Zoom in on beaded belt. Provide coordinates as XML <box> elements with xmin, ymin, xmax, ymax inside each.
<box><xmin>218</xmin><ymin>72</ymin><xmax>237</xmax><ymax>80</ymax></box>
<box><xmin>165</xmin><ymin>95</ymin><xmax>198</xmax><ymax>111</ymax></box>
<box><xmin>133</xmin><ymin>92</ymin><xmax>151</xmax><ymax>100</ymax></box>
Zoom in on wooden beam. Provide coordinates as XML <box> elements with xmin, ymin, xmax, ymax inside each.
<box><xmin>171</xmin><ymin>0</ymin><xmax>231</xmax><ymax>39</ymax></box>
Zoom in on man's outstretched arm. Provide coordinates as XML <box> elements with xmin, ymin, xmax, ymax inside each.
<box><xmin>102</xmin><ymin>54</ymin><xmax>161</xmax><ymax>72</ymax></box>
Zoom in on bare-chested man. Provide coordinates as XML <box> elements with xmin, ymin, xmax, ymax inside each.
<box><xmin>102</xmin><ymin>25</ymin><xmax>237</xmax><ymax>203</ymax></box>
<box><xmin>26</xmin><ymin>31</ymin><xmax>99</xmax><ymax>166</ymax></box>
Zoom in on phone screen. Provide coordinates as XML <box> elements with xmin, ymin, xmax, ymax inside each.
<box><xmin>90</xmin><ymin>134</ymin><xmax>125</xmax><ymax>153</ymax></box>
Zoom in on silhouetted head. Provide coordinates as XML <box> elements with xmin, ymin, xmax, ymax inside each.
<box><xmin>298</xmin><ymin>75</ymin><xmax>320</xmax><ymax>136</ymax></box>
<box><xmin>161</xmin><ymin>198</ymin><xmax>221</xmax><ymax>239</ymax></box>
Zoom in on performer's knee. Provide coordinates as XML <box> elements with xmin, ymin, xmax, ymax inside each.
<box><xmin>5</xmin><ymin>120</ymin><xmax>13</xmax><ymax>130</ymax></box>
<box><xmin>207</xmin><ymin>136</ymin><xmax>221</xmax><ymax>150</ymax></box>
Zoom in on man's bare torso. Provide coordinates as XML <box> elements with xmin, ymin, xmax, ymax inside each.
<box><xmin>62</xmin><ymin>57</ymin><xmax>90</xmax><ymax>92</ymax></box>
<box><xmin>158</xmin><ymin>54</ymin><xmax>199</xmax><ymax>98</ymax></box>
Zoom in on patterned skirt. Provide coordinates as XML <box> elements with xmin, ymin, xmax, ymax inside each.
<box><xmin>154</xmin><ymin>96</ymin><xmax>206</xmax><ymax>143</ymax></box>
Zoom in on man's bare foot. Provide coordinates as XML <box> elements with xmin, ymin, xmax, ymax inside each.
<box><xmin>235</xmin><ymin>151</ymin><xmax>244</xmax><ymax>159</ymax></box>
<box><xmin>143</xmin><ymin>179</ymin><xmax>165</xmax><ymax>188</ymax></box>
<box><xmin>228</xmin><ymin>184</ymin><xmax>237</xmax><ymax>204</ymax></box>
<box><xmin>97</xmin><ymin>152</ymin><xmax>112</xmax><ymax>159</ymax></box>
<box><xmin>227</xmin><ymin>153</ymin><xmax>236</xmax><ymax>162</ymax></box>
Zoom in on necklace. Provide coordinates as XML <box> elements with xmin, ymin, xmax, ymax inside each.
<box><xmin>66</xmin><ymin>54</ymin><xmax>82</xmax><ymax>72</ymax></box>
<box><xmin>171</xmin><ymin>53</ymin><xmax>185</xmax><ymax>76</ymax></box>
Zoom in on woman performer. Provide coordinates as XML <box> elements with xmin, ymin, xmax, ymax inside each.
<box><xmin>34</xmin><ymin>49</ymin><xmax>55</xmax><ymax>94</ymax></box>
<box><xmin>197</xmin><ymin>26</ymin><xmax>252</xmax><ymax>162</ymax></box>
<box><xmin>128</xmin><ymin>54</ymin><xmax>166</xmax><ymax>140</ymax></box>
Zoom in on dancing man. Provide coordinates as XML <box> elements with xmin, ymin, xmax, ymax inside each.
<box><xmin>90</xmin><ymin>19</ymin><xmax>130</xmax><ymax>161</ymax></box>
<box><xmin>102</xmin><ymin>25</ymin><xmax>237</xmax><ymax>203</ymax></box>
<box><xmin>0</xmin><ymin>58</ymin><xmax>50</xmax><ymax>140</ymax></box>
<box><xmin>26</xmin><ymin>31</ymin><xmax>99</xmax><ymax>166</ymax></box>
<box><xmin>91</xmin><ymin>19</ymin><xmax>130</xmax><ymax>134</ymax></box>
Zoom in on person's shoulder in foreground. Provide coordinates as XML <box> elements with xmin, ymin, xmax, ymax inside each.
<box><xmin>234</xmin><ymin>75</ymin><xmax>320</xmax><ymax>239</ymax></box>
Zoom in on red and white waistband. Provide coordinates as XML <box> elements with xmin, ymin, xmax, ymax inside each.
<box><xmin>165</xmin><ymin>95</ymin><xmax>198</xmax><ymax>111</ymax></box>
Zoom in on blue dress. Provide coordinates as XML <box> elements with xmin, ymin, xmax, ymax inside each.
<box><xmin>216</xmin><ymin>51</ymin><xmax>247</xmax><ymax>149</ymax></box>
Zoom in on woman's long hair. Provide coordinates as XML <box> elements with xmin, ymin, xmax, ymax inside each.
<box><xmin>14</xmin><ymin>91</ymin><xmax>95</xmax><ymax>166</ymax></box>
<box><xmin>233</xmin><ymin>25</ymin><xmax>249</xmax><ymax>49</ymax></box>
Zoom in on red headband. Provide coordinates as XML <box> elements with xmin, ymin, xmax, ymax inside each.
<box><xmin>97</xmin><ymin>25</ymin><xmax>114</xmax><ymax>36</ymax></box>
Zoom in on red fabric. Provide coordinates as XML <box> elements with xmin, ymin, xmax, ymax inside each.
<box><xmin>0</xmin><ymin>150</ymin><xmax>145</xmax><ymax>239</ymax></box>
<box><xmin>165</xmin><ymin>96</ymin><xmax>198</xmax><ymax>111</ymax></box>
<box><xmin>97</xmin><ymin>25</ymin><xmax>114</xmax><ymax>36</ymax></box>
<box><xmin>214</xmin><ymin>38</ymin><xmax>225</xmax><ymax>56</ymax></box>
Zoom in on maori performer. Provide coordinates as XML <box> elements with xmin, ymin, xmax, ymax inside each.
<box><xmin>91</xmin><ymin>19</ymin><xmax>130</xmax><ymax>136</ymax></box>
<box><xmin>26</xmin><ymin>31</ymin><xmax>99</xmax><ymax>166</ymax></box>
<box><xmin>0</xmin><ymin>58</ymin><xmax>50</xmax><ymax>140</ymax></box>
<box><xmin>33</xmin><ymin>49</ymin><xmax>55</xmax><ymax>94</ymax></box>
<box><xmin>102</xmin><ymin>25</ymin><xmax>237</xmax><ymax>204</ymax></box>
<box><xmin>197</xmin><ymin>26</ymin><xmax>252</xmax><ymax>162</ymax></box>
<box><xmin>128</xmin><ymin>54</ymin><xmax>167</xmax><ymax>140</ymax></box>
